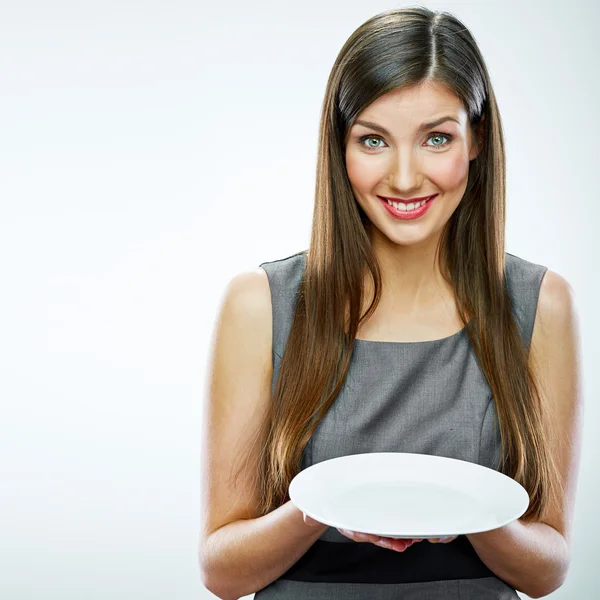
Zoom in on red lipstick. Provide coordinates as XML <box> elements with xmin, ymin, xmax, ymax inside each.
<box><xmin>378</xmin><ymin>194</ymin><xmax>438</xmax><ymax>220</ymax></box>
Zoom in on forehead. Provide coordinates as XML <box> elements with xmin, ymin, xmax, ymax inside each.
<box><xmin>355</xmin><ymin>82</ymin><xmax>467</xmax><ymax>127</ymax></box>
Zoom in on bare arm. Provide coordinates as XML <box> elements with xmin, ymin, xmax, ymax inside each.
<box><xmin>198</xmin><ymin>268</ymin><xmax>327</xmax><ymax>599</ymax></box>
<box><xmin>467</xmin><ymin>519</ymin><xmax>568</xmax><ymax>598</ymax></box>
<box><xmin>201</xmin><ymin>500</ymin><xmax>328</xmax><ymax>599</ymax></box>
<box><xmin>467</xmin><ymin>270</ymin><xmax>583</xmax><ymax>598</ymax></box>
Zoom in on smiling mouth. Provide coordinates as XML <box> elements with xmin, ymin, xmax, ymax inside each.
<box><xmin>378</xmin><ymin>194</ymin><xmax>437</xmax><ymax>210</ymax></box>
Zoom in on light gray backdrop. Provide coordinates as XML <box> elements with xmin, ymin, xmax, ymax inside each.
<box><xmin>0</xmin><ymin>0</ymin><xmax>596</xmax><ymax>598</ymax></box>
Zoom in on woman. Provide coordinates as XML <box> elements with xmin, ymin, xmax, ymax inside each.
<box><xmin>198</xmin><ymin>6</ymin><xmax>582</xmax><ymax>599</ymax></box>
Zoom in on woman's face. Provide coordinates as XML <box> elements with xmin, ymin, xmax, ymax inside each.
<box><xmin>345</xmin><ymin>81</ymin><xmax>481</xmax><ymax>248</ymax></box>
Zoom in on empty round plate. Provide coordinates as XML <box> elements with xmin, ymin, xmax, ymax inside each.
<box><xmin>289</xmin><ymin>452</ymin><xmax>529</xmax><ymax>539</ymax></box>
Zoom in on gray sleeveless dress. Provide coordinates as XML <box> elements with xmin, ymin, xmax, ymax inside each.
<box><xmin>254</xmin><ymin>250</ymin><xmax>547</xmax><ymax>600</ymax></box>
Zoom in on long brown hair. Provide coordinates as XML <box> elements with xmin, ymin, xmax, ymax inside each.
<box><xmin>241</xmin><ymin>6</ymin><xmax>563</xmax><ymax>523</ymax></box>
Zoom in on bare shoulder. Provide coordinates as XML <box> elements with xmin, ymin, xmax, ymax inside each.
<box><xmin>208</xmin><ymin>267</ymin><xmax>273</xmax><ymax>383</ymax></box>
<box><xmin>534</xmin><ymin>269</ymin><xmax>578</xmax><ymax>336</ymax></box>
<box><xmin>219</xmin><ymin>267</ymin><xmax>272</xmax><ymax>324</ymax></box>
<box><xmin>531</xmin><ymin>268</ymin><xmax>580</xmax><ymax>372</ymax></box>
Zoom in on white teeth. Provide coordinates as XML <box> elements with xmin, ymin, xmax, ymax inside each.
<box><xmin>386</xmin><ymin>197</ymin><xmax>429</xmax><ymax>211</ymax></box>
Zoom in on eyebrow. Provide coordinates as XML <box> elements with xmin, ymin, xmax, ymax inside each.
<box><xmin>353</xmin><ymin>116</ymin><xmax>460</xmax><ymax>135</ymax></box>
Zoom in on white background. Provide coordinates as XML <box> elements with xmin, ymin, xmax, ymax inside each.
<box><xmin>0</xmin><ymin>0</ymin><xmax>597</xmax><ymax>598</ymax></box>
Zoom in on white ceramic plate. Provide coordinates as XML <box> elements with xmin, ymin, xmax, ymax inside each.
<box><xmin>289</xmin><ymin>452</ymin><xmax>529</xmax><ymax>539</ymax></box>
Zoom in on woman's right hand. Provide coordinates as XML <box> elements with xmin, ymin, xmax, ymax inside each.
<box><xmin>304</xmin><ymin>513</ymin><xmax>422</xmax><ymax>551</ymax></box>
<box><xmin>336</xmin><ymin>527</ymin><xmax>423</xmax><ymax>552</ymax></box>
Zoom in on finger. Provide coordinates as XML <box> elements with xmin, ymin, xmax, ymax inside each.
<box><xmin>337</xmin><ymin>528</ymin><xmax>358</xmax><ymax>540</ymax></box>
<box><xmin>346</xmin><ymin>530</ymin><xmax>375</xmax><ymax>542</ymax></box>
<box><xmin>378</xmin><ymin>537</ymin><xmax>416</xmax><ymax>551</ymax></box>
<box><xmin>303</xmin><ymin>513</ymin><xmax>322</xmax><ymax>527</ymax></box>
<box><xmin>338</xmin><ymin>529</ymin><xmax>382</xmax><ymax>544</ymax></box>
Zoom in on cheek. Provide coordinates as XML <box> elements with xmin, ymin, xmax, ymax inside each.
<box><xmin>431</xmin><ymin>154</ymin><xmax>470</xmax><ymax>188</ymax></box>
<box><xmin>345</xmin><ymin>153</ymin><xmax>380</xmax><ymax>189</ymax></box>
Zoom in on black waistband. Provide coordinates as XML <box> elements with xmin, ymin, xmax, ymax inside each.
<box><xmin>281</xmin><ymin>535</ymin><xmax>496</xmax><ymax>583</ymax></box>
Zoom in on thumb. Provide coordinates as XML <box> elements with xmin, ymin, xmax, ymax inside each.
<box><xmin>303</xmin><ymin>513</ymin><xmax>321</xmax><ymax>527</ymax></box>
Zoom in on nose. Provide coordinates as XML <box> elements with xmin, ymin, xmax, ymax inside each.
<box><xmin>387</xmin><ymin>149</ymin><xmax>422</xmax><ymax>192</ymax></box>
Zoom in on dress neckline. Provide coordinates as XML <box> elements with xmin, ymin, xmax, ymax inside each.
<box><xmin>354</xmin><ymin>323</ymin><xmax>468</xmax><ymax>345</ymax></box>
<box><xmin>297</xmin><ymin>252</ymin><xmax>472</xmax><ymax>346</ymax></box>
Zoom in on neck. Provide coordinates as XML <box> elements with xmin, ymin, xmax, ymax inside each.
<box><xmin>366</xmin><ymin>230</ymin><xmax>450</xmax><ymax>314</ymax></box>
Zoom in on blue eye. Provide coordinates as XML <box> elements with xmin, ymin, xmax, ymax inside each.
<box><xmin>358</xmin><ymin>132</ymin><xmax>453</xmax><ymax>151</ymax></box>
<box><xmin>425</xmin><ymin>133</ymin><xmax>453</xmax><ymax>149</ymax></box>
